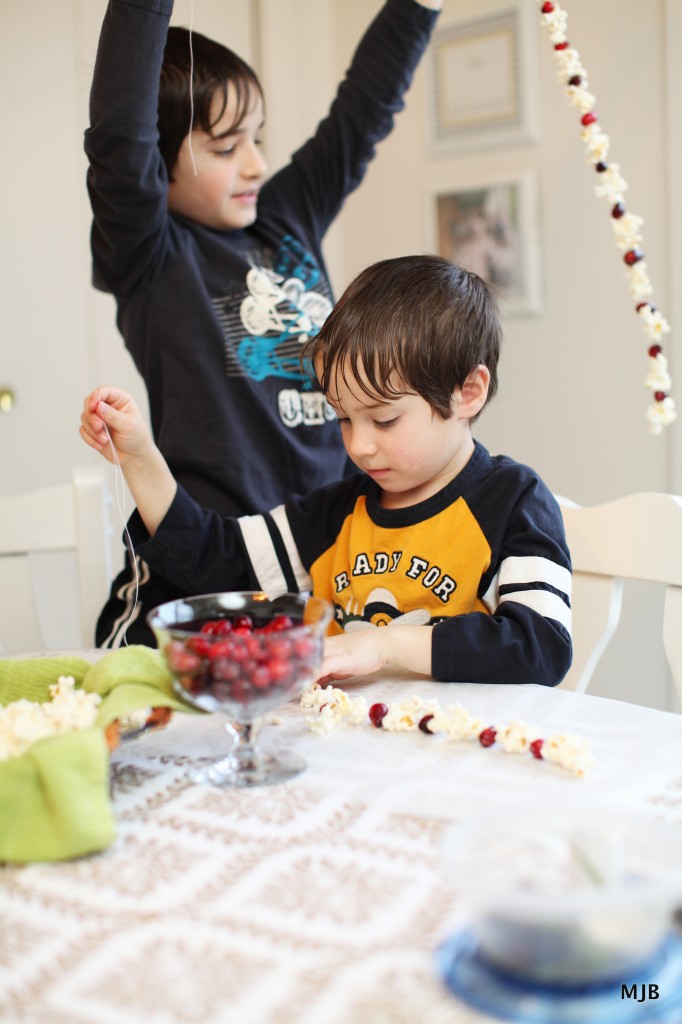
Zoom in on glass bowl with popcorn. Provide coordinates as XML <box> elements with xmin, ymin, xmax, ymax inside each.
<box><xmin>441</xmin><ymin>807</ymin><xmax>682</xmax><ymax>987</ymax></box>
<box><xmin>148</xmin><ymin>591</ymin><xmax>333</xmax><ymax>787</ymax></box>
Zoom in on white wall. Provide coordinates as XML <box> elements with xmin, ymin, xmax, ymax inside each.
<box><xmin>1</xmin><ymin>0</ymin><xmax>679</xmax><ymax>709</ymax></box>
<box><xmin>0</xmin><ymin>0</ymin><xmax>255</xmax><ymax>497</ymax></box>
<box><xmin>320</xmin><ymin>0</ymin><xmax>679</xmax><ymax>711</ymax></box>
<box><xmin>330</xmin><ymin>0</ymin><xmax>675</xmax><ymax>502</ymax></box>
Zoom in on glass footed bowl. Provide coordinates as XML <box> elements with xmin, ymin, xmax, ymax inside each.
<box><xmin>148</xmin><ymin>591</ymin><xmax>333</xmax><ymax>787</ymax></box>
<box><xmin>442</xmin><ymin>808</ymin><xmax>682</xmax><ymax>986</ymax></box>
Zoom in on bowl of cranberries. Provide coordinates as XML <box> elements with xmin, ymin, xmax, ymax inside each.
<box><xmin>148</xmin><ymin>591</ymin><xmax>332</xmax><ymax>787</ymax></box>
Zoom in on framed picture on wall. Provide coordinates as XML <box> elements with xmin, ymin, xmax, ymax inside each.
<box><xmin>432</xmin><ymin>172</ymin><xmax>543</xmax><ymax>316</ymax></box>
<box><xmin>429</xmin><ymin>1</ymin><xmax>540</xmax><ymax>154</ymax></box>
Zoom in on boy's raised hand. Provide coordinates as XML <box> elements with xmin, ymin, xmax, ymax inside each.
<box><xmin>80</xmin><ymin>385</ymin><xmax>177</xmax><ymax>538</ymax></box>
<box><xmin>80</xmin><ymin>386</ymin><xmax>152</xmax><ymax>468</ymax></box>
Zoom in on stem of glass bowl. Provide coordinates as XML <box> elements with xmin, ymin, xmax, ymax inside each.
<box><xmin>191</xmin><ymin>715</ymin><xmax>307</xmax><ymax>787</ymax></box>
<box><xmin>230</xmin><ymin>719</ymin><xmax>262</xmax><ymax>772</ymax></box>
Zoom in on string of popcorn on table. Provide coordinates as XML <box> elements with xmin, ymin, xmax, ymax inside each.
<box><xmin>300</xmin><ymin>684</ymin><xmax>593</xmax><ymax>778</ymax></box>
<box><xmin>537</xmin><ymin>0</ymin><xmax>675</xmax><ymax>434</ymax></box>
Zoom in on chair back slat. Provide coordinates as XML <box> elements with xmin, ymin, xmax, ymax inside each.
<box><xmin>557</xmin><ymin>492</ymin><xmax>682</xmax><ymax>706</ymax></box>
<box><xmin>0</xmin><ymin>467</ymin><xmax>113</xmax><ymax>653</ymax></box>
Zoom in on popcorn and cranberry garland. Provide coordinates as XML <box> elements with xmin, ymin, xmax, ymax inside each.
<box><xmin>538</xmin><ymin>0</ymin><xmax>675</xmax><ymax>435</ymax></box>
<box><xmin>300</xmin><ymin>684</ymin><xmax>592</xmax><ymax>778</ymax></box>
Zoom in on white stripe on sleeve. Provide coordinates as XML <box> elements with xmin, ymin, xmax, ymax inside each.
<box><xmin>269</xmin><ymin>505</ymin><xmax>312</xmax><ymax>591</ymax></box>
<box><xmin>498</xmin><ymin>555</ymin><xmax>571</xmax><ymax>598</ymax></box>
<box><xmin>237</xmin><ymin>514</ymin><xmax>289</xmax><ymax>594</ymax></box>
<box><xmin>497</xmin><ymin>590</ymin><xmax>572</xmax><ymax>633</ymax></box>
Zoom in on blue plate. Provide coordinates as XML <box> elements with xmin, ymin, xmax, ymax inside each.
<box><xmin>436</xmin><ymin>929</ymin><xmax>682</xmax><ymax>1023</ymax></box>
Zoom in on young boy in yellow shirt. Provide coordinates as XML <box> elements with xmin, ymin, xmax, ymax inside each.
<box><xmin>80</xmin><ymin>256</ymin><xmax>572</xmax><ymax>686</ymax></box>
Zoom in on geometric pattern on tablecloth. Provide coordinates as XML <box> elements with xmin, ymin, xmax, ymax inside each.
<box><xmin>16</xmin><ymin>668</ymin><xmax>682</xmax><ymax>1024</ymax></box>
<box><xmin>0</xmin><ymin>747</ymin><xmax>481</xmax><ymax>1024</ymax></box>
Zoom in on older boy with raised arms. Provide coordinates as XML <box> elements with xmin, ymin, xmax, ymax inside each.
<box><xmin>86</xmin><ymin>0</ymin><xmax>442</xmax><ymax>647</ymax></box>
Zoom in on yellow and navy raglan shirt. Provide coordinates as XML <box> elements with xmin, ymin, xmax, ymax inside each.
<box><xmin>134</xmin><ymin>442</ymin><xmax>572</xmax><ymax>685</ymax></box>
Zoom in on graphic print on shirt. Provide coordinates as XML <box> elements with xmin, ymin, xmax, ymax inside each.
<box><xmin>308</xmin><ymin>495</ymin><xmax>494</xmax><ymax>635</ymax></box>
<box><xmin>340</xmin><ymin>586</ymin><xmax>433</xmax><ymax>632</ymax></box>
<box><xmin>210</xmin><ymin>235</ymin><xmax>336</xmax><ymax>428</ymax></box>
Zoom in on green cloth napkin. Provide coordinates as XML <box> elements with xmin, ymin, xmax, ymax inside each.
<box><xmin>0</xmin><ymin>646</ymin><xmax>202</xmax><ymax>864</ymax></box>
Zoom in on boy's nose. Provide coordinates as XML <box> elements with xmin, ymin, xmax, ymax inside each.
<box><xmin>347</xmin><ymin>427</ymin><xmax>378</xmax><ymax>460</ymax></box>
<box><xmin>243</xmin><ymin>142</ymin><xmax>267</xmax><ymax>179</ymax></box>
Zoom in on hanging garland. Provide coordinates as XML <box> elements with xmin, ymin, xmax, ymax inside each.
<box><xmin>537</xmin><ymin>1</ymin><xmax>676</xmax><ymax>435</ymax></box>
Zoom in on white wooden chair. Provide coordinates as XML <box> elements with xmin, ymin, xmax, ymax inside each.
<box><xmin>556</xmin><ymin>492</ymin><xmax>682</xmax><ymax>706</ymax></box>
<box><xmin>0</xmin><ymin>466</ymin><xmax>113</xmax><ymax>654</ymax></box>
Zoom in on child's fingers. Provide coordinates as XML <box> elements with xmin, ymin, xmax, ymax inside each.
<box><xmin>80</xmin><ymin>405</ymin><xmax>109</xmax><ymax>446</ymax></box>
<box><xmin>85</xmin><ymin>385</ymin><xmax>134</xmax><ymax>416</ymax></box>
<box><xmin>95</xmin><ymin>398</ymin><xmax>133</xmax><ymax>436</ymax></box>
<box><xmin>79</xmin><ymin>423</ymin><xmax>108</xmax><ymax>455</ymax></box>
<box><xmin>81</xmin><ymin>386</ymin><xmax>144</xmax><ymax>465</ymax></box>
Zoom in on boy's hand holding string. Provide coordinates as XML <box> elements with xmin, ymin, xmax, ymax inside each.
<box><xmin>81</xmin><ymin>388</ymin><xmax>177</xmax><ymax>539</ymax></box>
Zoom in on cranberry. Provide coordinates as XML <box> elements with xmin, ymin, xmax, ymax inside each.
<box><xmin>655</xmin><ymin>391</ymin><xmax>667</xmax><ymax>402</ymax></box>
<box><xmin>541</xmin><ymin>2</ymin><xmax>555</xmax><ymax>12</ymax></box>
<box><xmin>266</xmin><ymin>636</ymin><xmax>294</xmax><ymax>659</ymax></box>
<box><xmin>636</xmin><ymin>301</ymin><xmax>650</xmax><ymax>312</ymax></box>
<box><xmin>419</xmin><ymin>714</ymin><xmax>435</xmax><ymax>734</ymax></box>
<box><xmin>568</xmin><ymin>75</ymin><xmax>582</xmax><ymax>87</ymax></box>
<box><xmin>242</xmin><ymin>635</ymin><xmax>261</xmax><ymax>658</ymax></box>
<box><xmin>478</xmin><ymin>727</ymin><xmax>497</xmax><ymax>748</ymax></box>
<box><xmin>581</xmin><ymin>112</ymin><xmax>597</xmax><ymax>126</ymax></box>
<box><xmin>554</xmin><ymin>41</ymin><xmax>569</xmax><ymax>51</ymax></box>
<box><xmin>208</xmin><ymin>639</ymin><xmax>235</xmax><ymax>660</ymax></box>
<box><xmin>228</xmin><ymin>642</ymin><xmax>251</xmax><ymax>663</ymax></box>
<box><xmin>266</xmin><ymin>657</ymin><xmax>291</xmax><ymax>683</ymax></box>
<box><xmin>595</xmin><ymin>161</ymin><xmax>608</xmax><ymax>173</ymax></box>
<box><xmin>530</xmin><ymin>739</ymin><xmax>544</xmax><ymax>760</ymax></box>
<box><xmin>186</xmin><ymin>636</ymin><xmax>212</xmax><ymax>659</ymax></box>
<box><xmin>648</xmin><ymin>344</ymin><xmax>663</xmax><ymax>358</ymax></box>
<box><xmin>624</xmin><ymin>248</ymin><xmax>644</xmax><ymax>266</ymax></box>
<box><xmin>611</xmin><ymin>202</ymin><xmax>626</xmax><ymax>219</ymax></box>
<box><xmin>165</xmin><ymin>641</ymin><xmax>201</xmax><ymax>674</ymax></box>
<box><xmin>269</xmin><ymin>614</ymin><xmax>295</xmax><ymax>632</ymax></box>
<box><xmin>200</xmin><ymin>618</ymin><xmax>231</xmax><ymax>635</ymax></box>
<box><xmin>369</xmin><ymin>703</ymin><xmax>389</xmax><ymax>728</ymax></box>
<box><xmin>212</xmin><ymin>659</ymin><xmax>240</xmax><ymax>682</ymax></box>
<box><xmin>233</xmin><ymin>614</ymin><xmax>254</xmax><ymax>631</ymax></box>
<box><xmin>250</xmin><ymin>665</ymin><xmax>272</xmax><ymax>689</ymax></box>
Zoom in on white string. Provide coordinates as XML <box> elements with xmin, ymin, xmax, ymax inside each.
<box><xmin>103</xmin><ymin>422</ymin><xmax>140</xmax><ymax>647</ymax></box>
<box><xmin>187</xmin><ymin>0</ymin><xmax>198</xmax><ymax>176</ymax></box>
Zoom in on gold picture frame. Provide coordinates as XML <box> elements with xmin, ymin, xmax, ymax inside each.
<box><xmin>429</xmin><ymin>2</ymin><xmax>540</xmax><ymax>154</ymax></box>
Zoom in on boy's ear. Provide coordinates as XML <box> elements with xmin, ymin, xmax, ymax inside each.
<box><xmin>455</xmin><ymin>364</ymin><xmax>491</xmax><ymax>420</ymax></box>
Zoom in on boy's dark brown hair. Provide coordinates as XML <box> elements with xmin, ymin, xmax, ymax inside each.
<box><xmin>158</xmin><ymin>28</ymin><xmax>262</xmax><ymax>179</ymax></box>
<box><xmin>303</xmin><ymin>255</ymin><xmax>501</xmax><ymax>419</ymax></box>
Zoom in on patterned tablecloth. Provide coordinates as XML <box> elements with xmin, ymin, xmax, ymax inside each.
<box><xmin>2</xmin><ymin>665</ymin><xmax>682</xmax><ymax>1024</ymax></box>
